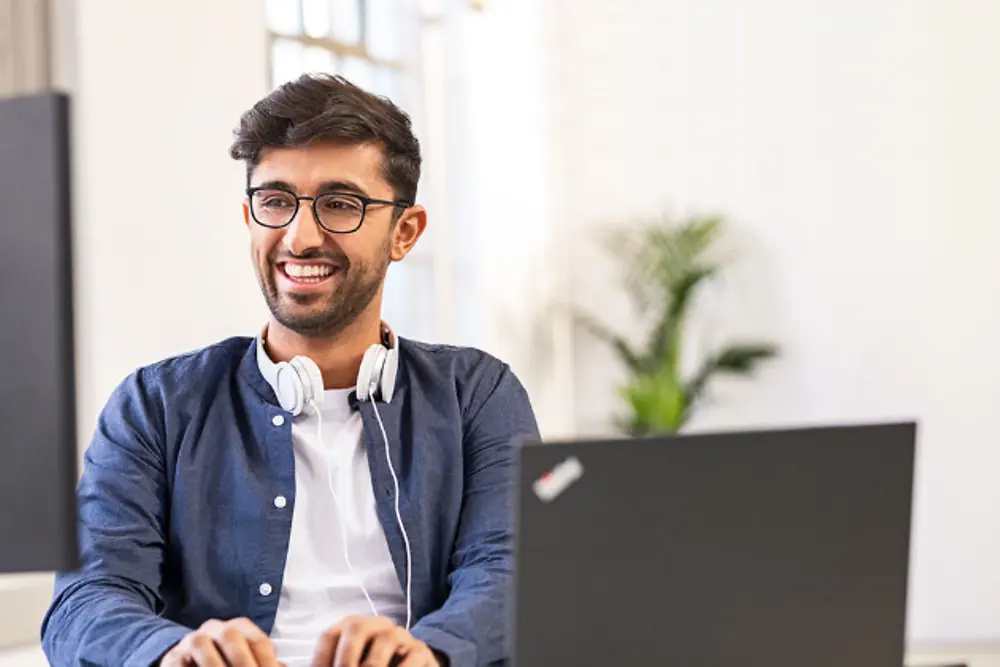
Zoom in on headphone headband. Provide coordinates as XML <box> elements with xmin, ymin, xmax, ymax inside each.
<box><xmin>257</xmin><ymin>323</ymin><xmax>399</xmax><ymax>414</ymax></box>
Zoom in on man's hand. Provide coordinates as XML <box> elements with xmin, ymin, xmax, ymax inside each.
<box><xmin>160</xmin><ymin>617</ymin><xmax>284</xmax><ymax>667</ymax></box>
<box><xmin>310</xmin><ymin>616</ymin><xmax>442</xmax><ymax>667</ymax></box>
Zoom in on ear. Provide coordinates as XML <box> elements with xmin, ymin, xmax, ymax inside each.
<box><xmin>389</xmin><ymin>205</ymin><xmax>427</xmax><ymax>262</ymax></box>
<box><xmin>242</xmin><ymin>200</ymin><xmax>251</xmax><ymax>227</ymax></box>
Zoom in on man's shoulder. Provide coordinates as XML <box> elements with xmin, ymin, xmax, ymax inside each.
<box><xmin>398</xmin><ymin>338</ymin><xmax>532</xmax><ymax>417</ymax></box>
<box><xmin>398</xmin><ymin>337</ymin><xmax>509</xmax><ymax>381</ymax></box>
<box><xmin>95</xmin><ymin>337</ymin><xmax>254</xmax><ymax>438</ymax></box>
<box><xmin>133</xmin><ymin>336</ymin><xmax>253</xmax><ymax>392</ymax></box>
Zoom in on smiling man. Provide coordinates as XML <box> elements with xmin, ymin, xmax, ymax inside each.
<box><xmin>41</xmin><ymin>74</ymin><xmax>539</xmax><ymax>667</ymax></box>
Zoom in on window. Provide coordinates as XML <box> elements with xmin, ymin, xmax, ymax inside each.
<box><xmin>265</xmin><ymin>0</ymin><xmax>448</xmax><ymax>344</ymax></box>
<box><xmin>266</xmin><ymin>0</ymin><xmax>411</xmax><ymax>97</ymax></box>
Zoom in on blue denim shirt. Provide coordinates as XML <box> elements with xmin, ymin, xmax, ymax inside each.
<box><xmin>41</xmin><ymin>336</ymin><xmax>539</xmax><ymax>667</ymax></box>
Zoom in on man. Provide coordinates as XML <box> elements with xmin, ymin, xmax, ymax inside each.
<box><xmin>41</xmin><ymin>74</ymin><xmax>539</xmax><ymax>667</ymax></box>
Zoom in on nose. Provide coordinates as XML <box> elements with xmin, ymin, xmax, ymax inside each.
<box><xmin>283</xmin><ymin>200</ymin><xmax>326</xmax><ymax>255</ymax></box>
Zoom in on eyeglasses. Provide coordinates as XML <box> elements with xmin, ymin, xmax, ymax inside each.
<box><xmin>246</xmin><ymin>187</ymin><xmax>412</xmax><ymax>234</ymax></box>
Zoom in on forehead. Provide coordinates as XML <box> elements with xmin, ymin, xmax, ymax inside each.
<box><xmin>251</xmin><ymin>141</ymin><xmax>389</xmax><ymax>195</ymax></box>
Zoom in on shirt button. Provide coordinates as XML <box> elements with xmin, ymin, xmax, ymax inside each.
<box><xmin>273</xmin><ymin>495</ymin><xmax>287</xmax><ymax>509</ymax></box>
<box><xmin>272</xmin><ymin>415</ymin><xmax>285</xmax><ymax>427</ymax></box>
<box><xmin>259</xmin><ymin>582</ymin><xmax>272</xmax><ymax>597</ymax></box>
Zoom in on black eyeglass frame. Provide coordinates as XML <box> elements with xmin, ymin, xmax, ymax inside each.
<box><xmin>246</xmin><ymin>186</ymin><xmax>413</xmax><ymax>234</ymax></box>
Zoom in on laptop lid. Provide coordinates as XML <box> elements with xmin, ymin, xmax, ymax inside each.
<box><xmin>513</xmin><ymin>422</ymin><xmax>915</xmax><ymax>667</ymax></box>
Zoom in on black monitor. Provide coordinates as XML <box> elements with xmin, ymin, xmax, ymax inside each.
<box><xmin>0</xmin><ymin>91</ymin><xmax>79</xmax><ymax>573</ymax></box>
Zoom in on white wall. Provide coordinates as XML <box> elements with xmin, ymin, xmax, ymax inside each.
<box><xmin>71</xmin><ymin>0</ymin><xmax>270</xmax><ymax>439</ymax></box>
<box><xmin>455</xmin><ymin>0</ymin><xmax>577</xmax><ymax>438</ymax></box>
<box><xmin>0</xmin><ymin>0</ymin><xmax>270</xmax><ymax>649</ymax></box>
<box><xmin>544</xmin><ymin>0</ymin><xmax>1000</xmax><ymax>645</ymax></box>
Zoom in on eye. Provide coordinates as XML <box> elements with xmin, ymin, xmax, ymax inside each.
<box><xmin>261</xmin><ymin>197</ymin><xmax>292</xmax><ymax>208</ymax></box>
<box><xmin>321</xmin><ymin>195</ymin><xmax>364</xmax><ymax>213</ymax></box>
<box><xmin>254</xmin><ymin>190</ymin><xmax>295</xmax><ymax>209</ymax></box>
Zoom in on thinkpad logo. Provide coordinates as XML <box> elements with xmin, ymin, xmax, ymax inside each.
<box><xmin>533</xmin><ymin>456</ymin><xmax>584</xmax><ymax>502</ymax></box>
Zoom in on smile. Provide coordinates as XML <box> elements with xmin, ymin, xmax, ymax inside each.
<box><xmin>277</xmin><ymin>262</ymin><xmax>340</xmax><ymax>286</ymax></box>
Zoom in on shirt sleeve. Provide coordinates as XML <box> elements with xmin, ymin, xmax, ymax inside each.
<box><xmin>41</xmin><ymin>368</ymin><xmax>191</xmax><ymax>667</ymax></box>
<box><xmin>410</xmin><ymin>363</ymin><xmax>540</xmax><ymax>667</ymax></box>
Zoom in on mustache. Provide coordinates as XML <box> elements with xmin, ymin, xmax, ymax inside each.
<box><xmin>269</xmin><ymin>249</ymin><xmax>349</xmax><ymax>268</ymax></box>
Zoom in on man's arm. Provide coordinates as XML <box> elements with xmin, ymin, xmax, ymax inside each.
<box><xmin>409</xmin><ymin>363</ymin><xmax>540</xmax><ymax>667</ymax></box>
<box><xmin>41</xmin><ymin>369</ymin><xmax>191</xmax><ymax>667</ymax></box>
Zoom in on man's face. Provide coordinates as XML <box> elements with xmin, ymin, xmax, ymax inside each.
<box><xmin>244</xmin><ymin>141</ymin><xmax>424</xmax><ymax>338</ymax></box>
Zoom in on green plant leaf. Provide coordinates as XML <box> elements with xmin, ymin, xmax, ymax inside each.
<box><xmin>676</xmin><ymin>215</ymin><xmax>723</xmax><ymax>259</ymax></box>
<box><xmin>666</xmin><ymin>265</ymin><xmax>716</xmax><ymax>321</ymax></box>
<box><xmin>593</xmin><ymin>212</ymin><xmax>780</xmax><ymax>434</ymax></box>
<box><xmin>574</xmin><ymin>311</ymin><xmax>644</xmax><ymax>374</ymax></box>
<box><xmin>618</xmin><ymin>368</ymin><xmax>686</xmax><ymax>435</ymax></box>
<box><xmin>654</xmin><ymin>216</ymin><xmax>722</xmax><ymax>289</ymax></box>
<box><xmin>682</xmin><ymin>342</ymin><xmax>779</xmax><ymax>422</ymax></box>
<box><xmin>713</xmin><ymin>343</ymin><xmax>779</xmax><ymax>372</ymax></box>
<box><xmin>644</xmin><ymin>265</ymin><xmax>710</xmax><ymax>350</ymax></box>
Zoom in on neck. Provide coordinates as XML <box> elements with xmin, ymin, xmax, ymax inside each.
<box><xmin>264</xmin><ymin>308</ymin><xmax>383</xmax><ymax>390</ymax></box>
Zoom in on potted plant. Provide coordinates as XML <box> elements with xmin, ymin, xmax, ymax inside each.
<box><xmin>578</xmin><ymin>214</ymin><xmax>778</xmax><ymax>435</ymax></box>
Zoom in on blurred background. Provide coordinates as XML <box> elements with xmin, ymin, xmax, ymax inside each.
<box><xmin>1</xmin><ymin>0</ymin><xmax>998</xmax><ymax>663</ymax></box>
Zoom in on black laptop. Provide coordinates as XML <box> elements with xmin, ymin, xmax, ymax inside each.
<box><xmin>512</xmin><ymin>422</ymin><xmax>916</xmax><ymax>667</ymax></box>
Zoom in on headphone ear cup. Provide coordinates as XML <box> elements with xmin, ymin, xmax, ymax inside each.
<box><xmin>357</xmin><ymin>345</ymin><xmax>386</xmax><ymax>402</ymax></box>
<box><xmin>274</xmin><ymin>361</ymin><xmax>305</xmax><ymax>416</ymax></box>
<box><xmin>289</xmin><ymin>356</ymin><xmax>324</xmax><ymax>408</ymax></box>
<box><xmin>380</xmin><ymin>347</ymin><xmax>398</xmax><ymax>403</ymax></box>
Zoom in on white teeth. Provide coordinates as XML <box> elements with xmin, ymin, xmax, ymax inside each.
<box><xmin>284</xmin><ymin>264</ymin><xmax>333</xmax><ymax>278</ymax></box>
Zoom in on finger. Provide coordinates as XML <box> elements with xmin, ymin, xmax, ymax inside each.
<box><xmin>208</xmin><ymin>623</ymin><xmax>259</xmax><ymax>667</ymax></box>
<box><xmin>310</xmin><ymin>624</ymin><xmax>344</xmax><ymax>667</ymax></box>
<box><xmin>187</xmin><ymin>632</ymin><xmax>228</xmax><ymax>667</ymax></box>
<box><xmin>158</xmin><ymin>645</ymin><xmax>184</xmax><ymax>667</ymax></box>
<box><xmin>395</xmin><ymin>648</ymin><xmax>435</xmax><ymax>667</ymax></box>
<box><xmin>335</xmin><ymin>618</ymin><xmax>395</xmax><ymax>667</ymax></box>
<box><xmin>362</xmin><ymin>628</ymin><xmax>409</xmax><ymax>667</ymax></box>
<box><xmin>230</xmin><ymin>618</ymin><xmax>280</xmax><ymax>667</ymax></box>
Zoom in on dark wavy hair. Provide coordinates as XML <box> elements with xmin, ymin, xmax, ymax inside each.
<box><xmin>229</xmin><ymin>74</ymin><xmax>421</xmax><ymax>204</ymax></box>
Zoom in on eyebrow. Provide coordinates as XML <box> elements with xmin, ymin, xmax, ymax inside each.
<box><xmin>252</xmin><ymin>179</ymin><xmax>295</xmax><ymax>192</ymax></box>
<box><xmin>315</xmin><ymin>180</ymin><xmax>369</xmax><ymax>197</ymax></box>
<box><xmin>251</xmin><ymin>179</ymin><xmax>370</xmax><ymax>197</ymax></box>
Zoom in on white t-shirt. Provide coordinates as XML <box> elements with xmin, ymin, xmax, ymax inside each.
<box><xmin>259</xmin><ymin>360</ymin><xmax>406</xmax><ymax>665</ymax></box>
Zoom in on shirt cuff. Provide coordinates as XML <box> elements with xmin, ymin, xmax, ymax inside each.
<box><xmin>410</xmin><ymin>625</ymin><xmax>476</xmax><ymax>667</ymax></box>
<box><xmin>129</xmin><ymin>621</ymin><xmax>191</xmax><ymax>667</ymax></box>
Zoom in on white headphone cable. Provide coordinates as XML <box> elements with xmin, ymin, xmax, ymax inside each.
<box><xmin>371</xmin><ymin>399</ymin><xmax>413</xmax><ymax>631</ymax></box>
<box><xmin>314</xmin><ymin>403</ymin><xmax>380</xmax><ymax>619</ymax></box>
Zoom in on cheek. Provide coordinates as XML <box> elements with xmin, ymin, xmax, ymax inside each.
<box><xmin>339</xmin><ymin>234</ymin><xmax>385</xmax><ymax>263</ymax></box>
<box><xmin>249</xmin><ymin>228</ymin><xmax>282</xmax><ymax>261</ymax></box>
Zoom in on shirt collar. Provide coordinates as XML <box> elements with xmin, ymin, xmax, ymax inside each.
<box><xmin>255</xmin><ymin>331</ymin><xmax>282</xmax><ymax>400</ymax></box>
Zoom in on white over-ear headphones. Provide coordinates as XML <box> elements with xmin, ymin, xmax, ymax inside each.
<box><xmin>272</xmin><ymin>356</ymin><xmax>325</xmax><ymax>416</ymax></box>
<box><xmin>356</xmin><ymin>338</ymin><xmax>399</xmax><ymax>405</ymax></box>
<box><xmin>256</xmin><ymin>324</ymin><xmax>412</xmax><ymax>629</ymax></box>
<box><xmin>265</xmin><ymin>325</ymin><xmax>399</xmax><ymax>416</ymax></box>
